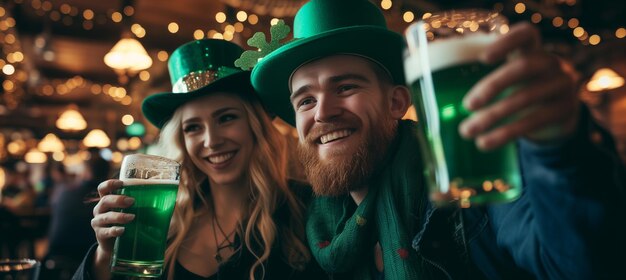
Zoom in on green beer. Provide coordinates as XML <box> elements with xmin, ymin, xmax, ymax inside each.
<box><xmin>405</xmin><ymin>13</ymin><xmax>521</xmax><ymax>207</ymax></box>
<box><xmin>111</xmin><ymin>179</ymin><xmax>178</xmax><ymax>277</ymax></box>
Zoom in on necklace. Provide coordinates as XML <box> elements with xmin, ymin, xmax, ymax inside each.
<box><xmin>211</xmin><ymin>209</ymin><xmax>237</xmax><ymax>264</ymax></box>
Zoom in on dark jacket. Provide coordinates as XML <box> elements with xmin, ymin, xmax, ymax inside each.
<box><xmin>72</xmin><ymin>180</ymin><xmax>328</xmax><ymax>280</ymax></box>
<box><xmin>412</xmin><ymin>109</ymin><xmax>626</xmax><ymax>279</ymax></box>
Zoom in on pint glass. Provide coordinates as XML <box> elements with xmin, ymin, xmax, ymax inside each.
<box><xmin>404</xmin><ymin>10</ymin><xmax>521</xmax><ymax>207</ymax></box>
<box><xmin>0</xmin><ymin>259</ymin><xmax>40</xmax><ymax>280</ymax></box>
<box><xmin>110</xmin><ymin>154</ymin><xmax>180</xmax><ymax>277</ymax></box>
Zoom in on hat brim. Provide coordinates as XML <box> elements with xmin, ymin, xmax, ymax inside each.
<box><xmin>142</xmin><ymin>71</ymin><xmax>252</xmax><ymax>128</ymax></box>
<box><xmin>251</xmin><ymin>25</ymin><xmax>405</xmax><ymax>126</ymax></box>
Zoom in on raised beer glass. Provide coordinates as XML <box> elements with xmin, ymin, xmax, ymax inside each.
<box><xmin>110</xmin><ymin>154</ymin><xmax>180</xmax><ymax>278</ymax></box>
<box><xmin>404</xmin><ymin>10</ymin><xmax>521</xmax><ymax>207</ymax></box>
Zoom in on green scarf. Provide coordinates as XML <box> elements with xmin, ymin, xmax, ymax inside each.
<box><xmin>306</xmin><ymin>120</ymin><xmax>425</xmax><ymax>279</ymax></box>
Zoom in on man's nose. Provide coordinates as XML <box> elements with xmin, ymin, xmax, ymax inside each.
<box><xmin>314</xmin><ymin>95</ymin><xmax>343</xmax><ymax>122</ymax></box>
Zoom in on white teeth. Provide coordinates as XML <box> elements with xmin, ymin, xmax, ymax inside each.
<box><xmin>320</xmin><ymin>130</ymin><xmax>352</xmax><ymax>144</ymax></box>
<box><xmin>208</xmin><ymin>152</ymin><xmax>235</xmax><ymax>164</ymax></box>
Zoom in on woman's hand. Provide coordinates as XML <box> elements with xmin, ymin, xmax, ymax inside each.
<box><xmin>89</xmin><ymin>179</ymin><xmax>135</xmax><ymax>279</ymax></box>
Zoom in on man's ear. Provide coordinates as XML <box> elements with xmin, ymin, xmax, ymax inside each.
<box><xmin>388</xmin><ymin>85</ymin><xmax>412</xmax><ymax>120</ymax></box>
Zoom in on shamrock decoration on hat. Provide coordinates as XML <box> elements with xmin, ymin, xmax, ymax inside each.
<box><xmin>240</xmin><ymin>0</ymin><xmax>405</xmax><ymax>125</ymax></box>
<box><xmin>235</xmin><ymin>20</ymin><xmax>291</xmax><ymax>71</ymax></box>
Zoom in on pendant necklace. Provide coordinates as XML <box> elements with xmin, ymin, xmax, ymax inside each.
<box><xmin>211</xmin><ymin>209</ymin><xmax>237</xmax><ymax>264</ymax></box>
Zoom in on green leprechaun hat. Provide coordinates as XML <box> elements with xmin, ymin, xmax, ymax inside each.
<box><xmin>246</xmin><ymin>0</ymin><xmax>405</xmax><ymax>125</ymax></box>
<box><xmin>142</xmin><ymin>39</ymin><xmax>253</xmax><ymax>128</ymax></box>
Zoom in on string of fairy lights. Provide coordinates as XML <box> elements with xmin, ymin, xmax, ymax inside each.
<box><xmin>0</xmin><ymin>0</ymin><xmax>287</xmax><ymax>164</ymax></box>
<box><xmin>0</xmin><ymin>0</ymin><xmax>285</xmax><ymax>104</ymax></box>
<box><xmin>34</xmin><ymin>76</ymin><xmax>134</xmax><ymax>106</ymax></box>
<box><xmin>12</xmin><ymin>0</ymin><xmax>624</xmax><ymax>46</ymax></box>
<box><xmin>1</xmin><ymin>0</ymin><xmax>623</xmax><ymax>117</ymax></box>
<box><xmin>509</xmin><ymin>1</ymin><xmax>625</xmax><ymax>45</ymax></box>
<box><xmin>0</xmin><ymin>4</ymin><xmax>26</xmax><ymax>110</ymax></box>
<box><xmin>20</xmin><ymin>0</ymin><xmax>279</xmax><ymax>42</ymax></box>
<box><xmin>382</xmin><ymin>0</ymin><xmax>625</xmax><ymax>46</ymax></box>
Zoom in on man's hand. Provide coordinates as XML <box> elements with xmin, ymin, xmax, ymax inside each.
<box><xmin>459</xmin><ymin>22</ymin><xmax>580</xmax><ymax>151</ymax></box>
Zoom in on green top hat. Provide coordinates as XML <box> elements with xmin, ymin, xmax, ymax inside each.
<box><xmin>249</xmin><ymin>0</ymin><xmax>405</xmax><ymax>125</ymax></box>
<box><xmin>142</xmin><ymin>39</ymin><xmax>253</xmax><ymax>128</ymax></box>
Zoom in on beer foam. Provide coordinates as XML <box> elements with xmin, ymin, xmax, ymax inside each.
<box><xmin>122</xmin><ymin>178</ymin><xmax>180</xmax><ymax>186</ymax></box>
<box><xmin>404</xmin><ymin>32</ymin><xmax>498</xmax><ymax>83</ymax></box>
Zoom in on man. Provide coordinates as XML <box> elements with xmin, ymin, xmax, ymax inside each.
<box><xmin>247</xmin><ymin>0</ymin><xmax>625</xmax><ymax>279</ymax></box>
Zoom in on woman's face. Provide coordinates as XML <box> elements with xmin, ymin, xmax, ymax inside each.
<box><xmin>179</xmin><ymin>93</ymin><xmax>255</xmax><ymax>187</ymax></box>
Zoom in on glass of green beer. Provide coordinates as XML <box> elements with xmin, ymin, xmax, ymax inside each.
<box><xmin>110</xmin><ymin>154</ymin><xmax>180</xmax><ymax>278</ymax></box>
<box><xmin>404</xmin><ymin>10</ymin><xmax>522</xmax><ymax>208</ymax></box>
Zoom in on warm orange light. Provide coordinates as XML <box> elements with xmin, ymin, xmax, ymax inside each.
<box><xmin>514</xmin><ymin>3</ymin><xmax>526</xmax><ymax>14</ymax></box>
<box><xmin>83</xmin><ymin>129</ymin><xmax>111</xmax><ymax>148</ymax></box>
<box><xmin>104</xmin><ymin>38</ymin><xmax>152</xmax><ymax>72</ymax></box>
<box><xmin>25</xmin><ymin>148</ymin><xmax>47</xmax><ymax>164</ymax></box>
<box><xmin>381</xmin><ymin>0</ymin><xmax>392</xmax><ymax>10</ymax></box>
<box><xmin>38</xmin><ymin>133</ymin><xmax>65</xmax><ymax>153</ymax></box>
<box><xmin>128</xmin><ymin>137</ymin><xmax>142</xmax><ymax>150</ymax></box>
<box><xmin>215</xmin><ymin>12</ymin><xmax>226</xmax><ymax>23</ymax></box>
<box><xmin>403</xmin><ymin>11</ymin><xmax>415</xmax><ymax>23</ymax></box>
<box><xmin>573</xmin><ymin>27</ymin><xmax>584</xmax><ymax>37</ymax></box>
<box><xmin>122</xmin><ymin>114</ymin><xmax>134</xmax><ymax>125</ymax></box>
<box><xmin>112</xmin><ymin>151</ymin><xmax>124</xmax><ymax>163</ymax></box>
<box><xmin>193</xmin><ymin>29</ymin><xmax>205</xmax><ymax>40</ymax></box>
<box><xmin>248</xmin><ymin>14</ymin><xmax>259</xmax><ymax>25</ymax></box>
<box><xmin>168</xmin><ymin>22</ymin><xmax>179</xmax><ymax>33</ymax></box>
<box><xmin>236</xmin><ymin>11</ymin><xmax>247</xmax><ymax>22</ymax></box>
<box><xmin>0</xmin><ymin>167</ymin><xmax>5</xmax><ymax>190</ymax></box>
<box><xmin>531</xmin><ymin>13</ymin><xmax>542</xmax><ymax>23</ymax></box>
<box><xmin>586</xmin><ymin>68</ymin><xmax>625</xmax><ymax>92</ymax></box>
<box><xmin>56</xmin><ymin>108</ymin><xmax>87</xmax><ymax>131</ymax></box>
<box><xmin>157</xmin><ymin>51</ymin><xmax>168</xmax><ymax>62</ymax></box>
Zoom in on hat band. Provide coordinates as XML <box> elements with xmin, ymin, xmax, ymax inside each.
<box><xmin>172</xmin><ymin>66</ymin><xmax>241</xmax><ymax>93</ymax></box>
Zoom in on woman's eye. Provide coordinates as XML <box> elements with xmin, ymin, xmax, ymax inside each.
<box><xmin>182</xmin><ymin>124</ymin><xmax>201</xmax><ymax>133</ymax></box>
<box><xmin>218</xmin><ymin>114</ymin><xmax>238</xmax><ymax>123</ymax></box>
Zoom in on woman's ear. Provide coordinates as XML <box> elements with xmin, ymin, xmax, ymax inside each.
<box><xmin>388</xmin><ymin>85</ymin><xmax>412</xmax><ymax>120</ymax></box>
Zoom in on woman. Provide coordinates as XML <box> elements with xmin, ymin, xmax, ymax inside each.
<box><xmin>74</xmin><ymin>39</ymin><xmax>324</xmax><ymax>279</ymax></box>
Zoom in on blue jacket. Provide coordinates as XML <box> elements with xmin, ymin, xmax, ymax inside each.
<box><xmin>412</xmin><ymin>110</ymin><xmax>626</xmax><ymax>279</ymax></box>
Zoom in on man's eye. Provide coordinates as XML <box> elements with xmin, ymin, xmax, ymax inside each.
<box><xmin>297</xmin><ymin>97</ymin><xmax>315</xmax><ymax>109</ymax></box>
<box><xmin>338</xmin><ymin>84</ymin><xmax>358</xmax><ymax>92</ymax></box>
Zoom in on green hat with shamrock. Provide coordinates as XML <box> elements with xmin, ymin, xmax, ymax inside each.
<box><xmin>142</xmin><ymin>39</ymin><xmax>253</xmax><ymax>128</ymax></box>
<box><xmin>242</xmin><ymin>0</ymin><xmax>405</xmax><ymax>125</ymax></box>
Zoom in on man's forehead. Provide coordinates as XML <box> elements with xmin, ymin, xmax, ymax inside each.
<box><xmin>290</xmin><ymin>55</ymin><xmax>376</xmax><ymax>84</ymax></box>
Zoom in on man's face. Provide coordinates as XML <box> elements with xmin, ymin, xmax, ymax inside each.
<box><xmin>290</xmin><ymin>55</ymin><xmax>397</xmax><ymax>196</ymax></box>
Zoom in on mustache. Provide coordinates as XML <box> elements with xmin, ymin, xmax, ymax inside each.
<box><xmin>304</xmin><ymin>117</ymin><xmax>361</xmax><ymax>144</ymax></box>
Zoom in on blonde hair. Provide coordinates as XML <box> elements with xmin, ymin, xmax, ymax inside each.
<box><xmin>156</xmin><ymin>92</ymin><xmax>310</xmax><ymax>279</ymax></box>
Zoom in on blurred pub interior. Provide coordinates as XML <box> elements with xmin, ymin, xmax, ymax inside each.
<box><xmin>0</xmin><ymin>0</ymin><xmax>625</xmax><ymax>279</ymax></box>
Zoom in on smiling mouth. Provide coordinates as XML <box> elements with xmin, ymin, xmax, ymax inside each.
<box><xmin>319</xmin><ymin>129</ymin><xmax>353</xmax><ymax>144</ymax></box>
<box><xmin>207</xmin><ymin>152</ymin><xmax>236</xmax><ymax>164</ymax></box>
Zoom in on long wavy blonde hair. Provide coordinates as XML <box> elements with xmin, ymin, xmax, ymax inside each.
<box><xmin>155</xmin><ymin>91</ymin><xmax>310</xmax><ymax>279</ymax></box>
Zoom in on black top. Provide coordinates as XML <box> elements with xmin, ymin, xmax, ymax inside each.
<box><xmin>174</xmin><ymin>262</ymin><xmax>217</xmax><ymax>280</ymax></box>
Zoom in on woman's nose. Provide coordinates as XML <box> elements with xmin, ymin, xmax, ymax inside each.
<box><xmin>204</xmin><ymin>126</ymin><xmax>224</xmax><ymax>148</ymax></box>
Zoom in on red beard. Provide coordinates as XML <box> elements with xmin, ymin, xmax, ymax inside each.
<box><xmin>297</xmin><ymin>113</ymin><xmax>397</xmax><ymax>197</ymax></box>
